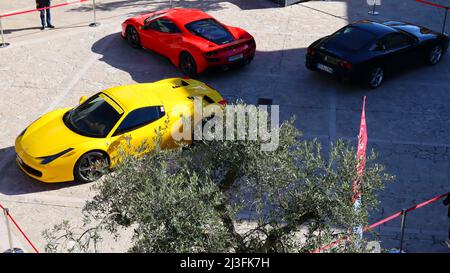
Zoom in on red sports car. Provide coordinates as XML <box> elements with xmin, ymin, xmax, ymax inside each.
<box><xmin>121</xmin><ymin>8</ymin><xmax>256</xmax><ymax>76</ymax></box>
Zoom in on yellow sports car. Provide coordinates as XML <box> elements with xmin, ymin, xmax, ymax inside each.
<box><xmin>15</xmin><ymin>78</ymin><xmax>226</xmax><ymax>183</ymax></box>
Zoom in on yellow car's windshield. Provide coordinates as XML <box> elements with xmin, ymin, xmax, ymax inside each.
<box><xmin>64</xmin><ymin>93</ymin><xmax>123</xmax><ymax>138</ymax></box>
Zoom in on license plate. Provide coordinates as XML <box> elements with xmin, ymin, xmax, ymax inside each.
<box><xmin>317</xmin><ymin>63</ymin><xmax>334</xmax><ymax>74</ymax></box>
<box><xmin>228</xmin><ymin>54</ymin><xmax>243</xmax><ymax>62</ymax></box>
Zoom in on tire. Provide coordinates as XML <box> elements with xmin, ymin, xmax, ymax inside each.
<box><xmin>241</xmin><ymin>54</ymin><xmax>254</xmax><ymax>67</ymax></box>
<box><xmin>367</xmin><ymin>66</ymin><xmax>385</xmax><ymax>89</ymax></box>
<box><xmin>126</xmin><ymin>26</ymin><xmax>141</xmax><ymax>49</ymax></box>
<box><xmin>74</xmin><ymin>151</ymin><xmax>109</xmax><ymax>183</ymax></box>
<box><xmin>179</xmin><ymin>51</ymin><xmax>198</xmax><ymax>77</ymax></box>
<box><xmin>427</xmin><ymin>44</ymin><xmax>443</xmax><ymax>65</ymax></box>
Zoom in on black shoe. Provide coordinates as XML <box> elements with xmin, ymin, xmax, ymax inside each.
<box><xmin>47</xmin><ymin>25</ymin><xmax>55</xmax><ymax>29</ymax></box>
<box><xmin>40</xmin><ymin>26</ymin><xmax>45</xmax><ymax>30</ymax></box>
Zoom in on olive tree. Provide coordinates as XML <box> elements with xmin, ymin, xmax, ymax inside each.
<box><xmin>43</xmin><ymin>103</ymin><xmax>392</xmax><ymax>253</ymax></box>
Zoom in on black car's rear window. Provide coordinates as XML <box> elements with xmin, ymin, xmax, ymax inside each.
<box><xmin>185</xmin><ymin>19</ymin><xmax>235</xmax><ymax>45</ymax></box>
<box><xmin>327</xmin><ymin>26</ymin><xmax>377</xmax><ymax>51</ymax></box>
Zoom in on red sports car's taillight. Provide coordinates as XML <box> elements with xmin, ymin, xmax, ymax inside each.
<box><xmin>205</xmin><ymin>51</ymin><xmax>219</xmax><ymax>57</ymax></box>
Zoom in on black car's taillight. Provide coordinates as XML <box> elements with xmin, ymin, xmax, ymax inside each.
<box><xmin>307</xmin><ymin>47</ymin><xmax>315</xmax><ymax>55</ymax></box>
<box><xmin>339</xmin><ymin>60</ymin><xmax>353</xmax><ymax>70</ymax></box>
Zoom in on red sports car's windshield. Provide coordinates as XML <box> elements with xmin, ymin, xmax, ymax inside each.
<box><xmin>185</xmin><ymin>19</ymin><xmax>235</xmax><ymax>45</ymax></box>
<box><xmin>64</xmin><ymin>93</ymin><xmax>123</xmax><ymax>138</ymax></box>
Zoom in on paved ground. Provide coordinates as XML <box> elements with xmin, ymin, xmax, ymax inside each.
<box><xmin>0</xmin><ymin>0</ymin><xmax>449</xmax><ymax>252</ymax></box>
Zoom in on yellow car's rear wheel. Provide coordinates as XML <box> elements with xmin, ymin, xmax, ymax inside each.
<box><xmin>74</xmin><ymin>151</ymin><xmax>109</xmax><ymax>183</ymax></box>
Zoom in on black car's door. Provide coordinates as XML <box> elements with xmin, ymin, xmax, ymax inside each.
<box><xmin>377</xmin><ymin>32</ymin><xmax>418</xmax><ymax>70</ymax></box>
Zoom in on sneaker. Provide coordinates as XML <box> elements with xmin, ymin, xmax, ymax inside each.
<box><xmin>40</xmin><ymin>26</ymin><xmax>45</xmax><ymax>30</ymax></box>
<box><xmin>47</xmin><ymin>25</ymin><xmax>55</xmax><ymax>29</ymax></box>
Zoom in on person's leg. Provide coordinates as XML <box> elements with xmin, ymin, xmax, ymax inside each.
<box><xmin>46</xmin><ymin>7</ymin><xmax>53</xmax><ymax>28</ymax></box>
<box><xmin>40</xmin><ymin>10</ymin><xmax>46</xmax><ymax>29</ymax></box>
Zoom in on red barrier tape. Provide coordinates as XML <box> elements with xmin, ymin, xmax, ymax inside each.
<box><xmin>416</xmin><ymin>0</ymin><xmax>450</xmax><ymax>9</ymax></box>
<box><xmin>0</xmin><ymin>0</ymin><xmax>89</xmax><ymax>18</ymax></box>
<box><xmin>0</xmin><ymin>203</ymin><xmax>39</xmax><ymax>253</ymax></box>
<box><xmin>312</xmin><ymin>191</ymin><xmax>450</xmax><ymax>253</ymax></box>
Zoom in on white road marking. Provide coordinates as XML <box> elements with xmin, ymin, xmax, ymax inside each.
<box><xmin>0</xmin><ymin>197</ymin><xmax>85</xmax><ymax>208</ymax></box>
<box><xmin>44</xmin><ymin>28</ymin><xmax>117</xmax><ymax>112</ymax></box>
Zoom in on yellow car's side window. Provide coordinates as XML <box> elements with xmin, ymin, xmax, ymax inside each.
<box><xmin>113</xmin><ymin>106</ymin><xmax>165</xmax><ymax>136</ymax></box>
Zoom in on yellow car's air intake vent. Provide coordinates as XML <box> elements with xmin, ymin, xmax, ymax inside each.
<box><xmin>172</xmin><ymin>80</ymin><xmax>190</xmax><ymax>89</ymax></box>
<box><xmin>187</xmin><ymin>95</ymin><xmax>215</xmax><ymax>104</ymax></box>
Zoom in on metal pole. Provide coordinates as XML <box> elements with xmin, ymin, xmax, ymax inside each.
<box><xmin>353</xmin><ymin>196</ymin><xmax>363</xmax><ymax>251</ymax></box>
<box><xmin>399</xmin><ymin>209</ymin><xmax>407</xmax><ymax>253</ymax></box>
<box><xmin>170</xmin><ymin>0</ymin><xmax>173</xmax><ymax>8</ymax></box>
<box><xmin>368</xmin><ymin>1</ymin><xmax>379</xmax><ymax>16</ymax></box>
<box><xmin>0</xmin><ymin>16</ymin><xmax>10</xmax><ymax>48</ymax></box>
<box><xmin>3</xmin><ymin>208</ymin><xmax>14</xmax><ymax>252</ymax></box>
<box><xmin>89</xmin><ymin>0</ymin><xmax>100</xmax><ymax>27</ymax></box>
<box><xmin>443</xmin><ymin>8</ymin><xmax>448</xmax><ymax>34</ymax></box>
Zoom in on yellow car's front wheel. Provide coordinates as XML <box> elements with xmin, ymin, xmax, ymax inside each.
<box><xmin>74</xmin><ymin>151</ymin><xmax>110</xmax><ymax>183</ymax></box>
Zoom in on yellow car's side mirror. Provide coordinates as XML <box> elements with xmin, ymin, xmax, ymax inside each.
<box><xmin>79</xmin><ymin>96</ymin><xmax>87</xmax><ymax>105</ymax></box>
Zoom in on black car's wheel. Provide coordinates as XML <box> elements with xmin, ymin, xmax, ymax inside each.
<box><xmin>180</xmin><ymin>52</ymin><xmax>197</xmax><ymax>77</ymax></box>
<box><xmin>74</xmin><ymin>151</ymin><xmax>109</xmax><ymax>183</ymax></box>
<box><xmin>126</xmin><ymin>26</ymin><xmax>141</xmax><ymax>49</ymax></box>
<box><xmin>367</xmin><ymin>66</ymin><xmax>385</xmax><ymax>89</ymax></box>
<box><xmin>428</xmin><ymin>44</ymin><xmax>443</xmax><ymax>65</ymax></box>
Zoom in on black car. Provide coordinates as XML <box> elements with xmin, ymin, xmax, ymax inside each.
<box><xmin>306</xmin><ymin>20</ymin><xmax>449</xmax><ymax>88</ymax></box>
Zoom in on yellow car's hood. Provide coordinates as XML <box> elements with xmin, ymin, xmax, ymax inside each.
<box><xmin>20</xmin><ymin>108</ymin><xmax>91</xmax><ymax>158</ymax></box>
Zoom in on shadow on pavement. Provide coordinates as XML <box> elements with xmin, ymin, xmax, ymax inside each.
<box><xmin>91</xmin><ymin>32</ymin><xmax>363</xmax><ymax>94</ymax></box>
<box><xmin>2</xmin><ymin>27</ymin><xmax>42</xmax><ymax>35</ymax></box>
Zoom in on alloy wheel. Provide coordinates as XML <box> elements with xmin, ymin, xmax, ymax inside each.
<box><xmin>127</xmin><ymin>26</ymin><xmax>140</xmax><ymax>48</ymax></box>
<box><xmin>180</xmin><ymin>53</ymin><xmax>197</xmax><ymax>76</ymax></box>
<box><xmin>429</xmin><ymin>45</ymin><xmax>443</xmax><ymax>65</ymax></box>
<box><xmin>77</xmin><ymin>152</ymin><xmax>108</xmax><ymax>182</ymax></box>
<box><xmin>369</xmin><ymin>67</ymin><xmax>384</xmax><ymax>89</ymax></box>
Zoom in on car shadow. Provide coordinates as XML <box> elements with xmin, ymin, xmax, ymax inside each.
<box><xmin>0</xmin><ymin>147</ymin><xmax>85</xmax><ymax>196</ymax></box>
<box><xmin>92</xmin><ymin>32</ymin><xmax>360</xmax><ymax>88</ymax></box>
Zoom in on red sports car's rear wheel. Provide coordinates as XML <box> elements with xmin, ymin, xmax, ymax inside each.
<box><xmin>126</xmin><ymin>26</ymin><xmax>141</xmax><ymax>49</ymax></box>
<box><xmin>180</xmin><ymin>52</ymin><xmax>198</xmax><ymax>77</ymax></box>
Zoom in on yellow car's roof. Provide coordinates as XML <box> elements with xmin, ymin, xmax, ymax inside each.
<box><xmin>102</xmin><ymin>78</ymin><xmax>222</xmax><ymax>112</ymax></box>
